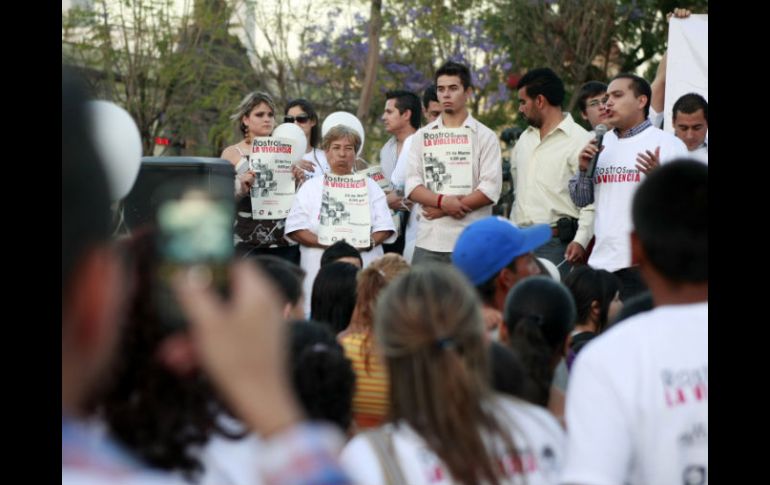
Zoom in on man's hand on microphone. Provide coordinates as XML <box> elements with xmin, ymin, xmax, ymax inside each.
<box><xmin>636</xmin><ymin>146</ymin><xmax>661</xmax><ymax>175</ymax></box>
<box><xmin>579</xmin><ymin>139</ymin><xmax>602</xmax><ymax>172</ymax></box>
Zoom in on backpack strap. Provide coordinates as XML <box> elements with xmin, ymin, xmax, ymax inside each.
<box><xmin>362</xmin><ymin>427</ymin><xmax>408</xmax><ymax>485</ymax></box>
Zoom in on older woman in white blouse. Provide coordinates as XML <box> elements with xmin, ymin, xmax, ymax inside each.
<box><xmin>286</xmin><ymin>125</ymin><xmax>396</xmax><ymax>316</ymax></box>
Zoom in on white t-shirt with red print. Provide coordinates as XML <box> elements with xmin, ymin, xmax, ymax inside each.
<box><xmin>588</xmin><ymin>127</ymin><xmax>688</xmax><ymax>272</ymax></box>
<box><xmin>562</xmin><ymin>302</ymin><xmax>708</xmax><ymax>485</ymax></box>
<box><xmin>341</xmin><ymin>395</ymin><xmax>566</xmax><ymax>485</ymax></box>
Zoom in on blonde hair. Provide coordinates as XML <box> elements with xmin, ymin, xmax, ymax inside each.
<box><xmin>375</xmin><ymin>264</ymin><xmax>520</xmax><ymax>485</ymax></box>
<box><xmin>230</xmin><ymin>91</ymin><xmax>276</xmax><ymax>138</ymax></box>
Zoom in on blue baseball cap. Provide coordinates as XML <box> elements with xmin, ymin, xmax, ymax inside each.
<box><xmin>452</xmin><ymin>216</ymin><xmax>552</xmax><ymax>285</ymax></box>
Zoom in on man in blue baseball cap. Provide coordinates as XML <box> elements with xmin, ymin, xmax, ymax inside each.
<box><xmin>452</xmin><ymin>216</ymin><xmax>551</xmax><ymax>342</ymax></box>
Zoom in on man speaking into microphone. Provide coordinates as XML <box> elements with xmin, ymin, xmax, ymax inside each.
<box><xmin>571</xmin><ymin>73</ymin><xmax>688</xmax><ymax>300</ymax></box>
<box><xmin>510</xmin><ymin>68</ymin><xmax>595</xmax><ymax>278</ymax></box>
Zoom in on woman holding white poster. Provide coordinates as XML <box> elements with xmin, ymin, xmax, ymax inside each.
<box><xmin>221</xmin><ymin>91</ymin><xmax>300</xmax><ymax>263</ymax></box>
<box><xmin>286</xmin><ymin>125</ymin><xmax>396</xmax><ymax>316</ymax></box>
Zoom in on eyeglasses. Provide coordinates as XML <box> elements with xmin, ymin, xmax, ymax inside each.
<box><xmin>587</xmin><ymin>99</ymin><xmax>606</xmax><ymax>108</ymax></box>
<box><xmin>284</xmin><ymin>115</ymin><xmax>311</xmax><ymax>124</ymax></box>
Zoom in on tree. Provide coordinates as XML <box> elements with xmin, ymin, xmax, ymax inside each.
<box><xmin>62</xmin><ymin>0</ymin><xmax>259</xmax><ymax>156</ymax></box>
<box><xmin>298</xmin><ymin>0</ymin><xmax>513</xmax><ymax>161</ymax></box>
<box><xmin>356</xmin><ymin>0</ymin><xmax>382</xmax><ymax>120</ymax></box>
<box><xmin>486</xmin><ymin>0</ymin><xmax>709</xmax><ymax>119</ymax></box>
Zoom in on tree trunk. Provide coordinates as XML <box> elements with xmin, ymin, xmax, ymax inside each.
<box><xmin>356</xmin><ymin>0</ymin><xmax>382</xmax><ymax>120</ymax></box>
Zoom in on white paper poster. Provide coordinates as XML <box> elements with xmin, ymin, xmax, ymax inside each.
<box><xmin>421</xmin><ymin>128</ymin><xmax>473</xmax><ymax>195</ymax></box>
<box><xmin>362</xmin><ymin>165</ymin><xmax>393</xmax><ymax>192</ymax></box>
<box><xmin>363</xmin><ymin>165</ymin><xmax>400</xmax><ymax>234</ymax></box>
<box><xmin>318</xmin><ymin>173</ymin><xmax>371</xmax><ymax>248</ymax></box>
<box><xmin>664</xmin><ymin>15</ymin><xmax>708</xmax><ymax>133</ymax></box>
<box><xmin>249</xmin><ymin>137</ymin><xmax>296</xmax><ymax>220</ymax></box>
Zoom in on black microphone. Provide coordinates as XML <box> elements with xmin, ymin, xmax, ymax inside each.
<box><xmin>586</xmin><ymin>124</ymin><xmax>608</xmax><ymax>179</ymax></box>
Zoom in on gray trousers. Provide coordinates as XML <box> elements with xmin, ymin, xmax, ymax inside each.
<box><xmin>411</xmin><ymin>247</ymin><xmax>453</xmax><ymax>266</ymax></box>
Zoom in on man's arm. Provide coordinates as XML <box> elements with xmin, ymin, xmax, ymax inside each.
<box><xmin>569</xmin><ymin>172</ymin><xmax>595</xmax><ymax>208</ymax></box>
<box><xmin>286</xmin><ymin>229</ymin><xmax>325</xmax><ymax>249</ymax></box>
<box><xmin>410</xmin><ymin>186</ymin><xmax>470</xmax><ymax>218</ymax></box>
<box><xmin>650</xmin><ymin>8</ymin><xmax>692</xmax><ymax>127</ymax></box>
<box><xmin>474</xmin><ymin>127</ymin><xmax>504</xmax><ymax>209</ymax></box>
<box><xmin>460</xmin><ymin>190</ymin><xmax>494</xmax><ymax>210</ymax></box>
<box><xmin>650</xmin><ymin>51</ymin><xmax>667</xmax><ymax>117</ymax></box>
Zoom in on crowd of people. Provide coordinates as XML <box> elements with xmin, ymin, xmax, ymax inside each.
<box><xmin>63</xmin><ymin>9</ymin><xmax>707</xmax><ymax>485</ymax></box>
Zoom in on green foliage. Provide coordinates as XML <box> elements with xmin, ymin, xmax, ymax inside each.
<box><xmin>62</xmin><ymin>0</ymin><xmax>259</xmax><ymax>156</ymax></box>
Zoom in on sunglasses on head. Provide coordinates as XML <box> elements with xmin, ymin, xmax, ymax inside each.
<box><xmin>284</xmin><ymin>115</ymin><xmax>311</xmax><ymax>124</ymax></box>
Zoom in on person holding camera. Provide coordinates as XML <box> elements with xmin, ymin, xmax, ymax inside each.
<box><xmin>510</xmin><ymin>68</ymin><xmax>595</xmax><ymax>279</ymax></box>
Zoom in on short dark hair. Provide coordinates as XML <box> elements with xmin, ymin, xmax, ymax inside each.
<box><xmin>422</xmin><ymin>83</ymin><xmax>438</xmax><ymax>109</ymax></box>
<box><xmin>577</xmin><ymin>81</ymin><xmax>608</xmax><ymax>113</ymax></box>
<box><xmin>285</xmin><ymin>98</ymin><xmax>321</xmax><ymax>148</ymax></box>
<box><xmin>632</xmin><ymin>160</ymin><xmax>707</xmax><ymax>282</ymax></box>
<box><xmin>610</xmin><ymin>73</ymin><xmax>652</xmax><ymax>118</ymax></box>
<box><xmin>435</xmin><ymin>60</ymin><xmax>472</xmax><ymax>90</ymax></box>
<box><xmin>517</xmin><ymin>67</ymin><xmax>565</xmax><ymax>107</ymax></box>
<box><xmin>62</xmin><ymin>67</ymin><xmax>112</xmax><ymax>293</ymax></box>
<box><xmin>251</xmin><ymin>255</ymin><xmax>306</xmax><ymax>307</ymax></box>
<box><xmin>672</xmin><ymin>93</ymin><xmax>708</xmax><ymax>123</ymax></box>
<box><xmin>386</xmin><ymin>90</ymin><xmax>421</xmax><ymax>130</ymax></box>
<box><xmin>321</xmin><ymin>240</ymin><xmax>363</xmax><ymax>268</ymax></box>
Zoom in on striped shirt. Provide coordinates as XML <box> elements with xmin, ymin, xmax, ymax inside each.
<box><xmin>339</xmin><ymin>332</ymin><xmax>389</xmax><ymax>430</ymax></box>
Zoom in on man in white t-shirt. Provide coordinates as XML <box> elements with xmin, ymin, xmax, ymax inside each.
<box><xmin>405</xmin><ymin>60</ymin><xmax>502</xmax><ymax>265</ymax></box>
<box><xmin>562</xmin><ymin>160</ymin><xmax>707</xmax><ymax>485</ymax></box>
<box><xmin>574</xmin><ymin>73</ymin><xmax>688</xmax><ymax>299</ymax></box>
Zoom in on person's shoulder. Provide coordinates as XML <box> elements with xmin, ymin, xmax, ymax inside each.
<box><xmin>576</xmin><ymin>313</ymin><xmax>652</xmax><ymax>363</ymax></box>
<box><xmin>493</xmin><ymin>395</ymin><xmax>565</xmax><ymax>441</ymax></box>
<box><xmin>473</xmin><ymin>117</ymin><xmax>498</xmax><ymax>138</ymax></box>
<box><xmin>220</xmin><ymin>144</ymin><xmax>243</xmax><ymax>162</ymax></box>
<box><xmin>339</xmin><ymin>429</ymin><xmax>383</xmax><ymax>484</ymax></box>
<box><xmin>649</xmin><ymin>126</ymin><xmax>684</xmax><ymax>143</ymax></box>
<box><xmin>297</xmin><ymin>174</ymin><xmax>323</xmax><ymax>194</ymax></box>
<box><xmin>380</xmin><ymin>136</ymin><xmax>396</xmax><ymax>152</ymax></box>
<box><xmin>562</xmin><ymin>113</ymin><xmax>591</xmax><ymax>137</ymax></box>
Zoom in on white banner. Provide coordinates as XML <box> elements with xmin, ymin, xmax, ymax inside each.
<box><xmin>249</xmin><ymin>137</ymin><xmax>297</xmax><ymax>220</ymax></box>
<box><xmin>318</xmin><ymin>173</ymin><xmax>372</xmax><ymax>248</ymax></box>
<box><xmin>664</xmin><ymin>14</ymin><xmax>708</xmax><ymax>133</ymax></box>
<box><xmin>420</xmin><ymin>128</ymin><xmax>474</xmax><ymax>195</ymax></box>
